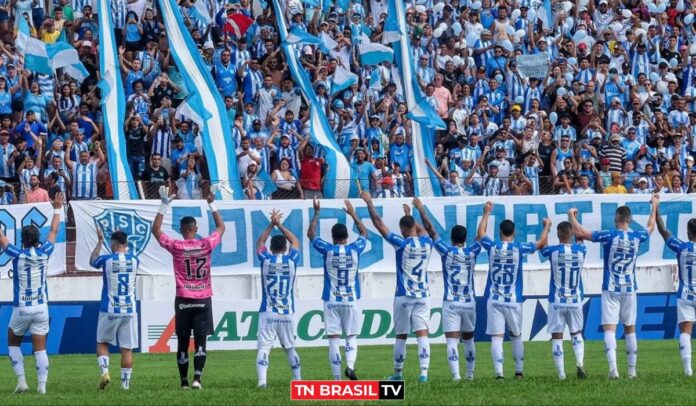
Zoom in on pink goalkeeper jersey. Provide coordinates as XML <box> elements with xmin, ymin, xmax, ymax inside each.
<box><xmin>158</xmin><ymin>232</ymin><xmax>222</xmax><ymax>299</ymax></box>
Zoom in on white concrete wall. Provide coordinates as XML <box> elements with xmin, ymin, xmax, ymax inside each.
<box><xmin>0</xmin><ymin>265</ymin><xmax>678</xmax><ymax>302</ymax></box>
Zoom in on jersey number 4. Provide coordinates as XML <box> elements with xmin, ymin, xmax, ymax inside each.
<box><xmin>184</xmin><ymin>257</ymin><xmax>208</xmax><ymax>279</ymax></box>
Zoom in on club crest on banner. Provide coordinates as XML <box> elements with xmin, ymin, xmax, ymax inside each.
<box><xmin>94</xmin><ymin>210</ymin><xmax>152</xmax><ymax>255</ymax></box>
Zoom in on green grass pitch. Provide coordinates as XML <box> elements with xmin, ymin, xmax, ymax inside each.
<box><xmin>2</xmin><ymin>340</ymin><xmax>695</xmax><ymax>405</ymax></box>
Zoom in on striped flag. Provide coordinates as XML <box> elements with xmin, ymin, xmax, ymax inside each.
<box><xmin>319</xmin><ymin>31</ymin><xmax>337</xmax><ymax>52</ymax></box>
<box><xmin>223</xmin><ymin>13</ymin><xmax>253</xmax><ymax>38</ymax></box>
<box><xmin>176</xmin><ymin>93</ymin><xmax>213</xmax><ymax>128</ymax></box>
<box><xmin>330</xmin><ymin>65</ymin><xmax>358</xmax><ymax>95</ymax></box>
<box><xmin>17</xmin><ymin>18</ymin><xmax>51</xmax><ymax>75</ymax></box>
<box><xmin>359</xmin><ymin>42</ymin><xmax>394</xmax><ymax>66</ymax></box>
<box><xmin>189</xmin><ymin>0</ymin><xmax>212</xmax><ymax>25</ymax></box>
<box><xmin>47</xmin><ymin>41</ymin><xmax>90</xmax><ymax>82</ymax></box>
<box><xmin>283</xmin><ymin>26</ymin><xmax>326</xmax><ymax>52</ymax></box>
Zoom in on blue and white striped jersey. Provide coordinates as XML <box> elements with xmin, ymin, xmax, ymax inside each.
<box><xmin>312</xmin><ymin>236</ymin><xmax>367</xmax><ymax>302</ymax></box>
<box><xmin>540</xmin><ymin>243</ymin><xmax>587</xmax><ymax>304</ymax></box>
<box><xmin>9</xmin><ymin>242</ymin><xmax>55</xmax><ymax>307</ymax></box>
<box><xmin>386</xmin><ymin>233</ymin><xmax>432</xmax><ymax>298</ymax></box>
<box><xmin>257</xmin><ymin>247</ymin><xmax>300</xmax><ymax>315</ymax></box>
<box><xmin>72</xmin><ymin>161</ymin><xmax>98</xmax><ymax>199</ymax></box>
<box><xmin>480</xmin><ymin>236</ymin><xmax>536</xmax><ymax>303</ymax></box>
<box><xmin>434</xmin><ymin>239</ymin><xmax>481</xmax><ymax>303</ymax></box>
<box><xmin>592</xmin><ymin>229</ymin><xmax>649</xmax><ymax>293</ymax></box>
<box><xmin>666</xmin><ymin>236</ymin><xmax>696</xmax><ymax>301</ymax></box>
<box><xmin>91</xmin><ymin>252</ymin><xmax>139</xmax><ymax>314</ymax></box>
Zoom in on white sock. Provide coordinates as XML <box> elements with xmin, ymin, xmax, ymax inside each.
<box><xmin>625</xmin><ymin>333</ymin><xmax>637</xmax><ymax>376</ymax></box>
<box><xmin>462</xmin><ymin>338</ymin><xmax>476</xmax><ymax>378</ymax></box>
<box><xmin>491</xmin><ymin>336</ymin><xmax>504</xmax><ymax>376</ymax></box>
<box><xmin>551</xmin><ymin>339</ymin><xmax>565</xmax><ymax>378</ymax></box>
<box><xmin>285</xmin><ymin>347</ymin><xmax>302</xmax><ymax>380</ymax></box>
<box><xmin>393</xmin><ymin>338</ymin><xmax>406</xmax><ymax>375</ymax></box>
<box><xmin>604</xmin><ymin>330</ymin><xmax>617</xmax><ymax>372</ymax></box>
<box><xmin>35</xmin><ymin>350</ymin><xmax>49</xmax><ymax>393</ymax></box>
<box><xmin>256</xmin><ymin>348</ymin><xmax>270</xmax><ymax>385</ymax></box>
<box><xmin>345</xmin><ymin>336</ymin><xmax>357</xmax><ymax>370</ymax></box>
<box><xmin>417</xmin><ymin>336</ymin><xmax>430</xmax><ymax>377</ymax></box>
<box><xmin>121</xmin><ymin>368</ymin><xmax>132</xmax><ymax>389</ymax></box>
<box><xmin>8</xmin><ymin>346</ymin><xmax>26</xmax><ymax>386</ymax></box>
<box><xmin>680</xmin><ymin>333</ymin><xmax>692</xmax><ymax>375</ymax></box>
<box><xmin>511</xmin><ymin>335</ymin><xmax>524</xmax><ymax>373</ymax></box>
<box><xmin>328</xmin><ymin>338</ymin><xmax>342</xmax><ymax>380</ymax></box>
<box><xmin>446</xmin><ymin>337</ymin><xmax>460</xmax><ymax>379</ymax></box>
<box><xmin>98</xmin><ymin>355</ymin><xmax>109</xmax><ymax>376</ymax></box>
<box><xmin>572</xmin><ymin>334</ymin><xmax>585</xmax><ymax>367</ymax></box>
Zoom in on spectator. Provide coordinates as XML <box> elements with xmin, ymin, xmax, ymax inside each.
<box><xmin>271</xmin><ymin>157</ymin><xmax>302</xmax><ymax>199</ymax></box>
<box><xmin>177</xmin><ymin>155</ymin><xmax>201</xmax><ymax>199</ymax></box>
<box><xmin>64</xmin><ymin>139</ymin><xmax>105</xmax><ymax>200</ymax></box>
<box><xmin>298</xmin><ymin>142</ymin><xmax>324</xmax><ymax>199</ymax></box>
<box><xmin>604</xmin><ymin>172</ymin><xmax>627</xmax><ymax>194</ymax></box>
<box><xmin>0</xmin><ymin>179</ymin><xmax>14</xmax><ymax>204</ymax></box>
<box><xmin>125</xmin><ymin>111</ymin><xmax>147</xmax><ymax>179</ymax></box>
<box><xmin>141</xmin><ymin>153</ymin><xmax>171</xmax><ymax>198</ymax></box>
<box><xmin>23</xmin><ymin>174</ymin><xmax>48</xmax><ymax>203</ymax></box>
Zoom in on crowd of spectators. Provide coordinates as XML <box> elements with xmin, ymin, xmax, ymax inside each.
<box><xmin>2</xmin><ymin>0</ymin><xmax>696</xmax><ymax>203</ymax></box>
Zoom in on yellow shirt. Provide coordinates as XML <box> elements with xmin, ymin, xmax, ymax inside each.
<box><xmin>603</xmin><ymin>185</ymin><xmax>627</xmax><ymax>194</ymax></box>
<box><xmin>41</xmin><ymin>30</ymin><xmax>60</xmax><ymax>44</ymax></box>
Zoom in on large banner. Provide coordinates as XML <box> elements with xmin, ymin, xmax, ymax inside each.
<box><xmin>141</xmin><ymin>294</ymin><xmax>682</xmax><ymax>353</ymax></box>
<box><xmin>0</xmin><ymin>203</ymin><xmax>66</xmax><ymax>279</ymax></box>
<box><xmin>72</xmin><ymin>194</ymin><xmax>691</xmax><ymax>275</ymax></box>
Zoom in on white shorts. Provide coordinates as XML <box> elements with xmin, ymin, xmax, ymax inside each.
<box><xmin>393</xmin><ymin>296</ymin><xmax>430</xmax><ymax>335</ymax></box>
<box><xmin>324</xmin><ymin>301</ymin><xmax>359</xmax><ymax>336</ymax></box>
<box><xmin>96</xmin><ymin>312</ymin><xmax>139</xmax><ymax>349</ymax></box>
<box><xmin>601</xmin><ymin>291</ymin><xmax>637</xmax><ymax>326</ymax></box>
<box><xmin>677</xmin><ymin>298</ymin><xmax>696</xmax><ymax>324</ymax></box>
<box><xmin>9</xmin><ymin>305</ymin><xmax>49</xmax><ymax>336</ymax></box>
<box><xmin>486</xmin><ymin>300</ymin><xmax>523</xmax><ymax>336</ymax></box>
<box><xmin>258</xmin><ymin>312</ymin><xmax>296</xmax><ymax>349</ymax></box>
<box><xmin>546</xmin><ymin>303</ymin><xmax>584</xmax><ymax>334</ymax></box>
<box><xmin>442</xmin><ymin>300</ymin><xmax>476</xmax><ymax>333</ymax></box>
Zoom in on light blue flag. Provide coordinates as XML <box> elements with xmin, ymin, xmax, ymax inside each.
<box><xmin>369</xmin><ymin>69</ymin><xmax>382</xmax><ymax>90</ymax></box>
<box><xmin>47</xmin><ymin>41</ymin><xmax>90</xmax><ymax>82</ymax></box>
<box><xmin>282</xmin><ymin>25</ymin><xmax>327</xmax><ymax>52</ymax></box>
<box><xmin>359</xmin><ymin>42</ymin><xmax>394</xmax><ymax>65</ymax></box>
<box><xmin>17</xmin><ymin>17</ymin><xmax>51</xmax><ymax>75</ymax></box>
<box><xmin>331</xmin><ymin>65</ymin><xmax>358</xmax><ymax>95</ymax></box>
<box><xmin>189</xmin><ymin>0</ymin><xmax>211</xmax><ymax>26</ymax></box>
<box><xmin>303</xmin><ymin>0</ymin><xmax>319</xmax><ymax>7</ymax></box>
<box><xmin>176</xmin><ymin>93</ymin><xmax>213</xmax><ymax>128</ymax></box>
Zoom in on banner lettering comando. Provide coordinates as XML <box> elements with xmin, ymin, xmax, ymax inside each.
<box><xmin>0</xmin><ymin>203</ymin><xmax>66</xmax><ymax>279</ymax></box>
<box><xmin>73</xmin><ymin>195</ymin><xmax>692</xmax><ymax>275</ymax></box>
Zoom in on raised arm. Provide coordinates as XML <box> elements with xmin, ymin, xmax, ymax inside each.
<box><xmin>256</xmin><ymin>210</ymin><xmax>276</xmax><ymax>251</ymax></box>
<box><xmin>413</xmin><ymin>197</ymin><xmax>438</xmax><ymax>240</ymax></box>
<box><xmin>344</xmin><ymin>199</ymin><xmax>368</xmax><ymax>238</ymax></box>
<box><xmin>361</xmin><ymin>191</ymin><xmax>390</xmax><ymax>238</ymax></box>
<box><xmin>307</xmin><ymin>197</ymin><xmax>320</xmax><ymax>241</ymax></box>
<box><xmin>152</xmin><ymin>185</ymin><xmax>175</xmax><ymax>242</ymax></box>
<box><xmin>655</xmin><ymin>203</ymin><xmax>671</xmax><ymax>241</ymax></box>
<box><xmin>476</xmin><ymin>201</ymin><xmax>493</xmax><ymax>240</ymax></box>
<box><xmin>207</xmin><ymin>184</ymin><xmax>225</xmax><ymax>237</ymax></box>
<box><xmin>46</xmin><ymin>192</ymin><xmax>64</xmax><ymax>244</ymax></box>
<box><xmin>90</xmin><ymin>227</ymin><xmax>104</xmax><ymax>265</ymax></box>
<box><xmin>274</xmin><ymin>211</ymin><xmax>300</xmax><ymax>249</ymax></box>
<box><xmin>646</xmin><ymin>193</ymin><xmax>659</xmax><ymax>235</ymax></box>
<box><xmin>567</xmin><ymin>208</ymin><xmax>593</xmax><ymax>241</ymax></box>
<box><xmin>536</xmin><ymin>218</ymin><xmax>552</xmax><ymax>250</ymax></box>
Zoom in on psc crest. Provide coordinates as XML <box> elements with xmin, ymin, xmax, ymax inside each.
<box><xmin>94</xmin><ymin>210</ymin><xmax>152</xmax><ymax>256</ymax></box>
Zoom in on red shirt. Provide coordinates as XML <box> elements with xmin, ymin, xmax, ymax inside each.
<box><xmin>300</xmin><ymin>157</ymin><xmax>323</xmax><ymax>191</ymax></box>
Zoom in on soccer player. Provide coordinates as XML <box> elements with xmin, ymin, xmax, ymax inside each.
<box><xmin>362</xmin><ymin>191</ymin><xmax>433</xmax><ymax>383</ymax></box>
<box><xmin>90</xmin><ymin>228</ymin><xmax>139</xmax><ymax>390</ymax></box>
<box><xmin>654</xmin><ymin>199</ymin><xmax>696</xmax><ymax>376</ymax></box>
<box><xmin>307</xmin><ymin>198</ymin><xmax>368</xmax><ymax>380</ymax></box>
<box><xmin>568</xmin><ymin>195</ymin><xmax>658</xmax><ymax>379</ymax></box>
<box><xmin>3</xmin><ymin>192</ymin><xmax>63</xmax><ymax>394</ymax></box>
<box><xmin>256</xmin><ymin>209</ymin><xmax>302</xmax><ymax>388</ymax></box>
<box><xmin>540</xmin><ymin>221</ymin><xmax>588</xmax><ymax>380</ymax></box>
<box><xmin>413</xmin><ymin>197</ymin><xmax>481</xmax><ymax>381</ymax></box>
<box><xmin>152</xmin><ymin>185</ymin><xmax>225</xmax><ymax>390</ymax></box>
<box><xmin>476</xmin><ymin>201</ymin><xmax>551</xmax><ymax>379</ymax></box>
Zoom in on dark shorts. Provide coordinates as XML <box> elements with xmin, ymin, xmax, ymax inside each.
<box><xmin>125</xmin><ymin>40</ymin><xmax>142</xmax><ymax>52</ymax></box>
<box><xmin>174</xmin><ymin>296</ymin><xmax>214</xmax><ymax>338</ymax></box>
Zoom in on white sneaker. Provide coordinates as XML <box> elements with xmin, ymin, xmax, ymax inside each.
<box><xmin>14</xmin><ymin>383</ymin><xmax>29</xmax><ymax>393</ymax></box>
<box><xmin>628</xmin><ymin>373</ymin><xmax>637</xmax><ymax>379</ymax></box>
<box><xmin>191</xmin><ymin>380</ymin><xmax>202</xmax><ymax>390</ymax></box>
<box><xmin>686</xmin><ymin>370</ymin><xmax>693</xmax><ymax>377</ymax></box>
<box><xmin>608</xmin><ymin>370</ymin><xmax>619</xmax><ymax>380</ymax></box>
<box><xmin>452</xmin><ymin>373</ymin><xmax>461</xmax><ymax>382</ymax></box>
<box><xmin>558</xmin><ymin>374</ymin><xmax>566</xmax><ymax>380</ymax></box>
<box><xmin>465</xmin><ymin>372</ymin><xmax>474</xmax><ymax>381</ymax></box>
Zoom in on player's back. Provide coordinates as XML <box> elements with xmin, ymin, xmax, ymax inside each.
<box><xmin>92</xmin><ymin>252</ymin><xmax>139</xmax><ymax>314</ymax></box>
<box><xmin>592</xmin><ymin>229</ymin><xmax>647</xmax><ymax>292</ymax></box>
<box><xmin>387</xmin><ymin>233</ymin><xmax>433</xmax><ymax>298</ymax></box>
<box><xmin>9</xmin><ymin>242</ymin><xmax>54</xmax><ymax>307</ymax></box>
<box><xmin>666</xmin><ymin>236</ymin><xmax>696</xmax><ymax>300</ymax></box>
<box><xmin>258</xmin><ymin>247</ymin><xmax>300</xmax><ymax>315</ymax></box>
<box><xmin>311</xmin><ymin>236</ymin><xmax>367</xmax><ymax>302</ymax></box>
<box><xmin>158</xmin><ymin>232</ymin><xmax>221</xmax><ymax>299</ymax></box>
<box><xmin>480</xmin><ymin>237</ymin><xmax>535</xmax><ymax>303</ymax></box>
<box><xmin>541</xmin><ymin>243</ymin><xmax>587</xmax><ymax>304</ymax></box>
<box><xmin>434</xmin><ymin>239</ymin><xmax>481</xmax><ymax>302</ymax></box>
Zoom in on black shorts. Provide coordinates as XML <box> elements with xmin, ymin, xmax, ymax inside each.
<box><xmin>174</xmin><ymin>297</ymin><xmax>214</xmax><ymax>338</ymax></box>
